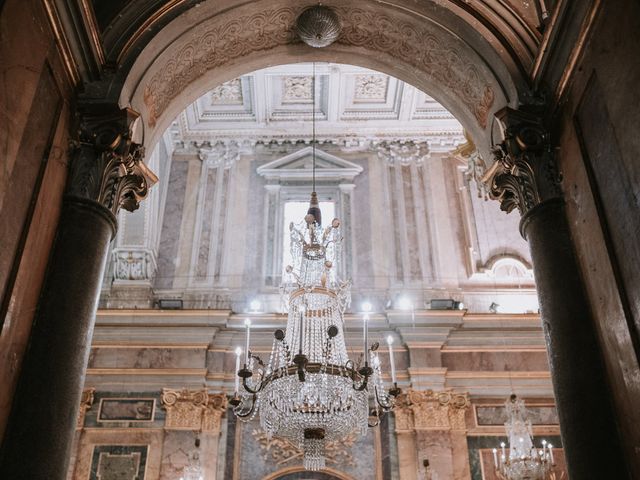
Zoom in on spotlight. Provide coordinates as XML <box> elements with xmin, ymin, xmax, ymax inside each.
<box><xmin>397</xmin><ymin>297</ymin><xmax>412</xmax><ymax>311</ymax></box>
<box><xmin>361</xmin><ymin>301</ymin><xmax>372</xmax><ymax>313</ymax></box>
<box><xmin>249</xmin><ymin>299</ymin><xmax>262</xmax><ymax>312</ymax></box>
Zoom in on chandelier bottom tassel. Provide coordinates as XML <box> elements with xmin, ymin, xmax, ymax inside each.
<box><xmin>303</xmin><ymin>428</ymin><xmax>326</xmax><ymax>471</ymax></box>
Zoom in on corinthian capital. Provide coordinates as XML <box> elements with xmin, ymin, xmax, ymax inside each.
<box><xmin>482</xmin><ymin>107</ymin><xmax>562</xmax><ymax>225</ymax></box>
<box><xmin>66</xmin><ymin>105</ymin><xmax>158</xmax><ymax>218</ymax></box>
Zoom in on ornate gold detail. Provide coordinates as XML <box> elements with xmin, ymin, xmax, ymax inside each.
<box><xmin>67</xmin><ymin>106</ymin><xmax>158</xmax><ymax>220</ymax></box>
<box><xmin>143</xmin><ymin>6</ymin><xmax>494</xmax><ymax>128</ymax></box>
<box><xmin>482</xmin><ymin>107</ymin><xmax>562</xmax><ymax>228</ymax></box>
<box><xmin>161</xmin><ymin>389</ymin><xmax>227</xmax><ymax>432</ymax></box>
<box><xmin>252</xmin><ymin>429</ymin><xmax>356</xmax><ymax>467</ymax></box>
<box><xmin>394</xmin><ymin>389</ymin><xmax>469</xmax><ymax>432</ymax></box>
<box><xmin>77</xmin><ymin>388</ymin><xmax>95</xmax><ymax>428</ymax></box>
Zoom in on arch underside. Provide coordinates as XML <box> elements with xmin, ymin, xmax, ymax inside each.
<box><xmin>118</xmin><ymin>0</ymin><xmax>527</xmax><ymax>158</ymax></box>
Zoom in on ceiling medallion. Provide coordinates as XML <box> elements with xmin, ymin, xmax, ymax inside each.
<box><xmin>295</xmin><ymin>5</ymin><xmax>342</xmax><ymax>48</ymax></box>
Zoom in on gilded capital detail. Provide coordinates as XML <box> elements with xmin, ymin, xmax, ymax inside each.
<box><xmin>394</xmin><ymin>389</ymin><xmax>470</xmax><ymax>432</ymax></box>
<box><xmin>482</xmin><ymin>107</ymin><xmax>562</xmax><ymax>226</ymax></box>
<box><xmin>161</xmin><ymin>388</ymin><xmax>227</xmax><ymax>433</ymax></box>
<box><xmin>76</xmin><ymin>388</ymin><xmax>95</xmax><ymax>429</ymax></box>
<box><xmin>66</xmin><ymin>106</ymin><xmax>158</xmax><ymax>219</ymax></box>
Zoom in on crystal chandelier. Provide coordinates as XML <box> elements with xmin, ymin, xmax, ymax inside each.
<box><xmin>231</xmin><ymin>61</ymin><xmax>399</xmax><ymax>472</ymax></box>
<box><xmin>492</xmin><ymin>395</ymin><xmax>555</xmax><ymax>480</ymax></box>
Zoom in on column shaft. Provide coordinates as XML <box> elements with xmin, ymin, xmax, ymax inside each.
<box><xmin>523</xmin><ymin>198</ymin><xmax>628</xmax><ymax>478</ymax></box>
<box><xmin>0</xmin><ymin>197</ymin><xmax>115</xmax><ymax>478</ymax></box>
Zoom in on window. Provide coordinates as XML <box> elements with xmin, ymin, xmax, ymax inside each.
<box><xmin>282</xmin><ymin>201</ymin><xmax>335</xmax><ymax>274</ymax></box>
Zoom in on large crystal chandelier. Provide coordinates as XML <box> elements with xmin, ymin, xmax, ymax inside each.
<box><xmin>492</xmin><ymin>395</ymin><xmax>555</xmax><ymax>480</ymax></box>
<box><xmin>230</xmin><ymin>59</ymin><xmax>399</xmax><ymax>472</ymax></box>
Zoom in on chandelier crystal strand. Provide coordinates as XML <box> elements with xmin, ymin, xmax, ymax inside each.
<box><xmin>232</xmin><ymin>58</ymin><xmax>399</xmax><ymax>472</ymax></box>
<box><xmin>493</xmin><ymin>394</ymin><xmax>555</xmax><ymax>480</ymax></box>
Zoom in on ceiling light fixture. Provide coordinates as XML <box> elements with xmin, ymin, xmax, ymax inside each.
<box><xmin>231</xmin><ymin>36</ymin><xmax>398</xmax><ymax>469</ymax></box>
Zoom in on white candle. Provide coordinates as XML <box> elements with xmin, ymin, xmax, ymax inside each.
<box><xmin>548</xmin><ymin>444</ymin><xmax>554</xmax><ymax>463</ymax></box>
<box><xmin>363</xmin><ymin>314</ymin><xmax>369</xmax><ymax>362</ymax></box>
<box><xmin>234</xmin><ymin>347</ymin><xmax>242</xmax><ymax>394</ymax></box>
<box><xmin>386</xmin><ymin>335</ymin><xmax>397</xmax><ymax>383</ymax></box>
<box><xmin>492</xmin><ymin>448</ymin><xmax>498</xmax><ymax>467</ymax></box>
<box><xmin>244</xmin><ymin>318</ymin><xmax>251</xmax><ymax>365</ymax></box>
<box><xmin>500</xmin><ymin>441</ymin><xmax>506</xmax><ymax>458</ymax></box>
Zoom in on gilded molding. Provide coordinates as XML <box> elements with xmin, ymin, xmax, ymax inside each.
<box><xmin>76</xmin><ymin>388</ymin><xmax>95</xmax><ymax>429</ymax></box>
<box><xmin>482</xmin><ymin>107</ymin><xmax>562</xmax><ymax>228</ymax></box>
<box><xmin>161</xmin><ymin>389</ymin><xmax>227</xmax><ymax>432</ymax></box>
<box><xmin>394</xmin><ymin>389</ymin><xmax>470</xmax><ymax>432</ymax></box>
<box><xmin>66</xmin><ymin>106</ymin><xmax>158</xmax><ymax>221</ymax></box>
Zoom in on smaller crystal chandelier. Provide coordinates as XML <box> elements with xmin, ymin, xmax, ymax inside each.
<box><xmin>492</xmin><ymin>395</ymin><xmax>555</xmax><ymax>480</ymax></box>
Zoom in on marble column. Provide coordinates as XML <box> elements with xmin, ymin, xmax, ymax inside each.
<box><xmin>484</xmin><ymin>107</ymin><xmax>628</xmax><ymax>478</ymax></box>
<box><xmin>0</xmin><ymin>106</ymin><xmax>156</xmax><ymax>478</ymax></box>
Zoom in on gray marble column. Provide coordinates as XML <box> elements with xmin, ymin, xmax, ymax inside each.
<box><xmin>485</xmin><ymin>107</ymin><xmax>629</xmax><ymax>479</ymax></box>
<box><xmin>0</xmin><ymin>106</ymin><xmax>156</xmax><ymax>478</ymax></box>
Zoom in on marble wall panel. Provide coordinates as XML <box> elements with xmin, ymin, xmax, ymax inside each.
<box><xmin>98</xmin><ymin>399</ymin><xmax>156</xmax><ymax>422</ymax></box>
<box><xmin>89</xmin><ymin>445</ymin><xmax>148</xmax><ymax>480</ymax></box>
<box><xmin>88</xmin><ymin>347</ymin><xmax>206</xmax><ymax>369</ymax></box>
<box><xmin>155</xmin><ymin>160</ymin><xmax>189</xmax><ymax>289</ymax></box>
<box><xmin>84</xmin><ymin>392</ymin><xmax>166</xmax><ymax>429</ymax></box>
<box><xmin>475</xmin><ymin>405</ymin><xmax>559</xmax><ymax>426</ymax></box>
<box><xmin>441</xmin><ymin>351</ymin><xmax>549</xmax><ymax>372</ymax></box>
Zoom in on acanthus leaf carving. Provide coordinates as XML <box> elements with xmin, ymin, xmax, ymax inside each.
<box><xmin>482</xmin><ymin>107</ymin><xmax>562</xmax><ymax>233</ymax></box>
<box><xmin>394</xmin><ymin>389</ymin><xmax>469</xmax><ymax>432</ymax></box>
<box><xmin>67</xmin><ymin>106</ymin><xmax>158</xmax><ymax>221</ymax></box>
<box><xmin>161</xmin><ymin>389</ymin><xmax>227</xmax><ymax>433</ymax></box>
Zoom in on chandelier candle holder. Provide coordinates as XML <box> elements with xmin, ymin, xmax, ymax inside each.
<box><xmin>492</xmin><ymin>394</ymin><xmax>555</xmax><ymax>480</ymax></box>
<box><xmin>231</xmin><ymin>194</ymin><xmax>400</xmax><ymax>470</ymax></box>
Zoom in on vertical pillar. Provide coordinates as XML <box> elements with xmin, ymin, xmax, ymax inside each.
<box><xmin>0</xmin><ymin>106</ymin><xmax>156</xmax><ymax>478</ymax></box>
<box><xmin>484</xmin><ymin>107</ymin><xmax>629</xmax><ymax>478</ymax></box>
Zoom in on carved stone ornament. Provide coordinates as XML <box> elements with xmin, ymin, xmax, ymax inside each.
<box><xmin>112</xmin><ymin>248</ymin><xmax>157</xmax><ymax>281</ymax></box>
<box><xmin>376</xmin><ymin>140</ymin><xmax>430</xmax><ymax>165</ymax></box>
<box><xmin>482</xmin><ymin>107</ymin><xmax>562</xmax><ymax>228</ymax></box>
<box><xmin>161</xmin><ymin>389</ymin><xmax>227</xmax><ymax>432</ymax></box>
<box><xmin>76</xmin><ymin>388</ymin><xmax>95</xmax><ymax>429</ymax></box>
<box><xmin>394</xmin><ymin>389</ymin><xmax>470</xmax><ymax>432</ymax></box>
<box><xmin>143</xmin><ymin>6</ymin><xmax>495</xmax><ymax>129</ymax></box>
<box><xmin>252</xmin><ymin>429</ymin><xmax>356</xmax><ymax>467</ymax></box>
<box><xmin>66</xmin><ymin>106</ymin><xmax>158</xmax><ymax>221</ymax></box>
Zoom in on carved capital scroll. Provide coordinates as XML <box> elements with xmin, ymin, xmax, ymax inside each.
<box><xmin>482</xmin><ymin>107</ymin><xmax>562</xmax><ymax>232</ymax></box>
<box><xmin>161</xmin><ymin>389</ymin><xmax>227</xmax><ymax>433</ymax></box>
<box><xmin>76</xmin><ymin>388</ymin><xmax>95</xmax><ymax>429</ymax></box>
<box><xmin>66</xmin><ymin>105</ymin><xmax>158</xmax><ymax>222</ymax></box>
<box><xmin>394</xmin><ymin>389</ymin><xmax>470</xmax><ymax>432</ymax></box>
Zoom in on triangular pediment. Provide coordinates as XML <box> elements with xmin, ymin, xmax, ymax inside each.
<box><xmin>257</xmin><ymin>147</ymin><xmax>363</xmax><ymax>181</ymax></box>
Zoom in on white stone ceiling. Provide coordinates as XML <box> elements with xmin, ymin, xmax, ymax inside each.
<box><xmin>172</xmin><ymin>63</ymin><xmax>465</xmax><ymax>152</ymax></box>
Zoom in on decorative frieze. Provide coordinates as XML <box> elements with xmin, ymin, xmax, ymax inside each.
<box><xmin>161</xmin><ymin>389</ymin><xmax>227</xmax><ymax>432</ymax></box>
<box><xmin>395</xmin><ymin>389</ymin><xmax>470</xmax><ymax>432</ymax></box>
<box><xmin>482</xmin><ymin>107</ymin><xmax>562</xmax><ymax>226</ymax></box>
<box><xmin>67</xmin><ymin>106</ymin><xmax>158</xmax><ymax>220</ymax></box>
<box><xmin>112</xmin><ymin>248</ymin><xmax>157</xmax><ymax>282</ymax></box>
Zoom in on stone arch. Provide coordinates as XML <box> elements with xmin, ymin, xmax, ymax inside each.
<box><xmin>116</xmin><ymin>0</ymin><xmax>526</xmax><ymax>157</ymax></box>
<box><xmin>262</xmin><ymin>466</ymin><xmax>356</xmax><ymax>480</ymax></box>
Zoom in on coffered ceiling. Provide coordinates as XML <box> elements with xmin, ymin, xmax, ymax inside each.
<box><xmin>172</xmin><ymin>63</ymin><xmax>465</xmax><ymax>150</ymax></box>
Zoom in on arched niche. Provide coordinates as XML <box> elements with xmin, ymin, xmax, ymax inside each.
<box><xmin>117</xmin><ymin>0</ymin><xmax>524</xmax><ymax>159</ymax></box>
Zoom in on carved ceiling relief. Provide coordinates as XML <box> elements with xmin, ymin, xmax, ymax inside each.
<box><xmin>161</xmin><ymin>389</ymin><xmax>227</xmax><ymax>432</ymax></box>
<box><xmin>376</xmin><ymin>141</ymin><xmax>430</xmax><ymax>166</ymax></box>
<box><xmin>210</xmin><ymin>79</ymin><xmax>243</xmax><ymax>105</ymax></box>
<box><xmin>354</xmin><ymin>74</ymin><xmax>388</xmax><ymax>102</ymax></box>
<box><xmin>394</xmin><ymin>390</ymin><xmax>470</xmax><ymax>433</ymax></box>
<box><xmin>143</xmin><ymin>6</ymin><xmax>495</xmax><ymax>129</ymax></box>
<box><xmin>282</xmin><ymin>76</ymin><xmax>313</xmax><ymax>103</ymax></box>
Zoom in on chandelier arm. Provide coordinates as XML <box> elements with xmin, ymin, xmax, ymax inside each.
<box><xmin>233</xmin><ymin>393</ymin><xmax>258</xmax><ymax>418</ymax></box>
<box><xmin>241</xmin><ymin>374</ymin><xmax>266</xmax><ymax>394</ymax></box>
<box><xmin>374</xmin><ymin>385</ymin><xmax>395</xmax><ymax>411</ymax></box>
